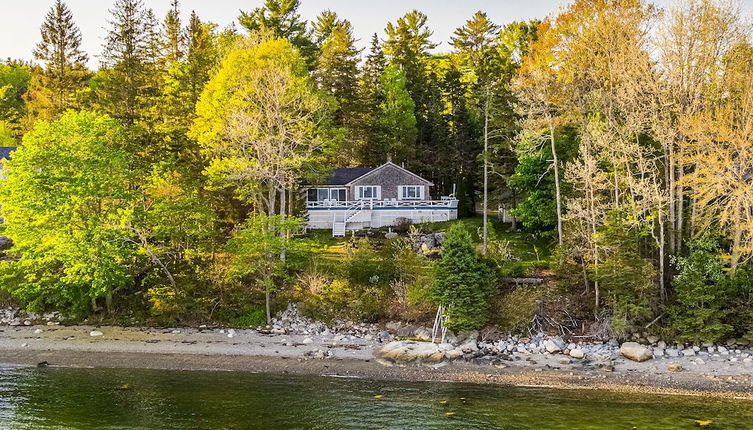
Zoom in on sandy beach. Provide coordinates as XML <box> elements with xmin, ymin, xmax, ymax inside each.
<box><xmin>0</xmin><ymin>325</ymin><xmax>751</xmax><ymax>400</ymax></box>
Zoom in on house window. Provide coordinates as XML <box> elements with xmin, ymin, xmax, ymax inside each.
<box><xmin>308</xmin><ymin>188</ymin><xmax>346</xmax><ymax>201</ymax></box>
<box><xmin>356</xmin><ymin>186</ymin><xmax>380</xmax><ymax>199</ymax></box>
<box><xmin>399</xmin><ymin>185</ymin><xmax>423</xmax><ymax>200</ymax></box>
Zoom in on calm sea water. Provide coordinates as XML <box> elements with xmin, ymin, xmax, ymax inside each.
<box><xmin>0</xmin><ymin>365</ymin><xmax>750</xmax><ymax>429</ymax></box>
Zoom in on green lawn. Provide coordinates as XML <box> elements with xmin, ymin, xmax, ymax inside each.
<box><xmin>303</xmin><ymin>216</ymin><xmax>554</xmax><ymax>270</ymax></box>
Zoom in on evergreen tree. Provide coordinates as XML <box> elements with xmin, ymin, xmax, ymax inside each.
<box><xmin>355</xmin><ymin>34</ymin><xmax>387</xmax><ymax>165</ymax></box>
<box><xmin>27</xmin><ymin>0</ymin><xmax>89</xmax><ymax>122</ymax></box>
<box><xmin>238</xmin><ymin>0</ymin><xmax>316</xmax><ymax>68</ymax></box>
<box><xmin>162</xmin><ymin>0</ymin><xmax>184</xmax><ymax>65</ymax></box>
<box><xmin>360</xmin><ymin>34</ymin><xmax>386</xmax><ymax>105</ymax></box>
<box><xmin>98</xmin><ymin>0</ymin><xmax>160</xmax><ymax>124</ymax></box>
<box><xmin>442</xmin><ymin>64</ymin><xmax>478</xmax><ymax>217</ymax></box>
<box><xmin>432</xmin><ymin>223</ymin><xmax>492</xmax><ymax>330</ymax></box>
<box><xmin>384</xmin><ymin>11</ymin><xmax>445</xmax><ymax>183</ymax></box>
<box><xmin>315</xmin><ymin>16</ymin><xmax>361</xmax><ymax>164</ymax></box>
<box><xmin>373</xmin><ymin>64</ymin><xmax>417</xmax><ymax>165</ymax></box>
<box><xmin>311</xmin><ymin>10</ymin><xmax>339</xmax><ymax>48</ymax></box>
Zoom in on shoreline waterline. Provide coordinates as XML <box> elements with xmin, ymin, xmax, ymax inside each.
<box><xmin>0</xmin><ymin>336</ymin><xmax>751</xmax><ymax>401</ymax></box>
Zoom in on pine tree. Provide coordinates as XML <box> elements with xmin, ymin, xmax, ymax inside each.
<box><xmin>162</xmin><ymin>0</ymin><xmax>184</xmax><ymax>65</ymax></box>
<box><xmin>27</xmin><ymin>0</ymin><xmax>89</xmax><ymax>121</ymax></box>
<box><xmin>315</xmin><ymin>16</ymin><xmax>361</xmax><ymax>164</ymax></box>
<box><xmin>360</xmin><ymin>34</ymin><xmax>386</xmax><ymax>106</ymax></box>
<box><xmin>238</xmin><ymin>0</ymin><xmax>316</xmax><ymax>68</ymax></box>
<box><xmin>384</xmin><ymin>11</ymin><xmax>447</xmax><ymax>185</ymax></box>
<box><xmin>311</xmin><ymin>10</ymin><xmax>339</xmax><ymax>48</ymax></box>
<box><xmin>184</xmin><ymin>12</ymin><xmax>216</xmax><ymax>107</ymax></box>
<box><xmin>432</xmin><ymin>223</ymin><xmax>492</xmax><ymax>331</ymax></box>
<box><xmin>98</xmin><ymin>0</ymin><xmax>160</xmax><ymax>124</ymax></box>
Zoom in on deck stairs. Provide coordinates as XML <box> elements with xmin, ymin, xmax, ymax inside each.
<box><xmin>332</xmin><ymin>201</ymin><xmax>366</xmax><ymax>237</ymax></box>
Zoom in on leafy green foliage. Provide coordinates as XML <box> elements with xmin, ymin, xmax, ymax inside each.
<box><xmin>0</xmin><ymin>111</ymin><xmax>137</xmax><ymax>315</ymax></box>
<box><xmin>509</xmin><ymin>127</ymin><xmax>577</xmax><ymax>235</ymax></box>
<box><xmin>0</xmin><ymin>61</ymin><xmax>32</xmax><ymax>137</ymax></box>
<box><xmin>432</xmin><ymin>223</ymin><xmax>493</xmax><ymax>330</ymax></box>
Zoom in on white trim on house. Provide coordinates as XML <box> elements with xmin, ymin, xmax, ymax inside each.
<box><xmin>398</xmin><ymin>185</ymin><xmax>424</xmax><ymax>200</ymax></box>
<box><xmin>344</xmin><ymin>162</ymin><xmax>434</xmax><ymax>187</ymax></box>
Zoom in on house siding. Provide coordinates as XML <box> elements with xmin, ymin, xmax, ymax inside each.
<box><xmin>349</xmin><ymin>164</ymin><xmax>430</xmax><ymax>200</ymax></box>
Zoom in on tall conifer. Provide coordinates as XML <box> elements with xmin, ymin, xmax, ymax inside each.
<box><xmin>27</xmin><ymin>0</ymin><xmax>89</xmax><ymax>120</ymax></box>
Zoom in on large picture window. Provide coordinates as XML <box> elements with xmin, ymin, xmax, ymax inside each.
<box><xmin>308</xmin><ymin>188</ymin><xmax>346</xmax><ymax>201</ymax></box>
<box><xmin>399</xmin><ymin>185</ymin><xmax>423</xmax><ymax>200</ymax></box>
<box><xmin>356</xmin><ymin>186</ymin><xmax>380</xmax><ymax>199</ymax></box>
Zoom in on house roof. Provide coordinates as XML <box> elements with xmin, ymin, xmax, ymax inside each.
<box><xmin>312</xmin><ymin>162</ymin><xmax>433</xmax><ymax>187</ymax></box>
<box><xmin>325</xmin><ymin>167</ymin><xmax>375</xmax><ymax>185</ymax></box>
<box><xmin>0</xmin><ymin>147</ymin><xmax>16</xmax><ymax>161</ymax></box>
<box><xmin>345</xmin><ymin>162</ymin><xmax>433</xmax><ymax>186</ymax></box>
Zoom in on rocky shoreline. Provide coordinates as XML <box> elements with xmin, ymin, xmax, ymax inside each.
<box><xmin>0</xmin><ymin>305</ymin><xmax>751</xmax><ymax>399</ymax></box>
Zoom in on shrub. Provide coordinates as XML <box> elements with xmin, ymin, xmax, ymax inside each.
<box><xmin>232</xmin><ymin>308</ymin><xmax>267</xmax><ymax>327</ymax></box>
<box><xmin>593</xmin><ymin>211</ymin><xmax>658</xmax><ymax>336</ymax></box>
<box><xmin>490</xmin><ymin>286</ymin><xmax>541</xmax><ymax>333</ymax></box>
<box><xmin>432</xmin><ymin>223</ymin><xmax>493</xmax><ymax>331</ymax></box>
<box><xmin>669</xmin><ymin>236</ymin><xmax>733</xmax><ymax>343</ymax></box>
<box><xmin>345</xmin><ymin>239</ymin><xmax>395</xmax><ymax>287</ymax></box>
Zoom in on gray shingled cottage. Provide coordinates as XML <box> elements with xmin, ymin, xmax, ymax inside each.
<box><xmin>304</xmin><ymin>161</ymin><xmax>458</xmax><ymax>236</ymax></box>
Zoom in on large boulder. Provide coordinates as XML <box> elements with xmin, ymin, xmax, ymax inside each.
<box><xmin>375</xmin><ymin>341</ymin><xmax>443</xmax><ymax>365</ymax></box>
<box><xmin>620</xmin><ymin>342</ymin><xmax>653</xmax><ymax>362</ymax></box>
<box><xmin>396</xmin><ymin>325</ymin><xmax>416</xmax><ymax>338</ymax></box>
<box><xmin>544</xmin><ymin>337</ymin><xmax>566</xmax><ymax>353</ymax></box>
<box><xmin>413</xmin><ymin>327</ymin><xmax>432</xmax><ymax>341</ymax></box>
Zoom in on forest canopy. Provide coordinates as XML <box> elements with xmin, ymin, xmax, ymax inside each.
<box><xmin>0</xmin><ymin>0</ymin><xmax>752</xmax><ymax>342</ymax></box>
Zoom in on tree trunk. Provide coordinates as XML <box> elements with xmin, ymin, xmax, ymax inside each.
<box><xmin>667</xmin><ymin>145</ymin><xmax>676</xmax><ymax>255</ymax></box>
<box><xmin>658</xmin><ymin>214</ymin><xmax>666</xmax><ymax>303</ymax></box>
<box><xmin>482</xmin><ymin>91</ymin><xmax>489</xmax><ymax>255</ymax></box>
<box><xmin>549</xmin><ymin>117</ymin><xmax>563</xmax><ymax>246</ymax></box>
<box><xmin>730</xmin><ymin>205</ymin><xmax>744</xmax><ymax>274</ymax></box>
<box><xmin>676</xmin><ymin>167</ymin><xmax>684</xmax><ymax>253</ymax></box>
<box><xmin>265</xmin><ymin>285</ymin><xmax>272</xmax><ymax>326</ymax></box>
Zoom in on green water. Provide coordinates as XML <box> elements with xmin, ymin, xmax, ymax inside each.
<box><xmin>0</xmin><ymin>366</ymin><xmax>750</xmax><ymax>429</ymax></box>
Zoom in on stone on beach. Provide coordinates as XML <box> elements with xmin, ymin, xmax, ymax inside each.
<box><xmin>569</xmin><ymin>349</ymin><xmax>585</xmax><ymax>359</ymax></box>
<box><xmin>375</xmin><ymin>340</ymin><xmax>465</xmax><ymax>365</ymax></box>
<box><xmin>89</xmin><ymin>330</ymin><xmax>103</xmax><ymax>337</ymax></box>
<box><xmin>544</xmin><ymin>337</ymin><xmax>566</xmax><ymax>354</ymax></box>
<box><xmin>620</xmin><ymin>342</ymin><xmax>653</xmax><ymax>362</ymax></box>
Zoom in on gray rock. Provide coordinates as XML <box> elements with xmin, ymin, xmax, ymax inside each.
<box><xmin>456</xmin><ymin>330</ymin><xmax>478</xmax><ymax>344</ymax></box>
<box><xmin>544</xmin><ymin>336</ymin><xmax>566</xmax><ymax>354</ymax></box>
<box><xmin>385</xmin><ymin>321</ymin><xmax>401</xmax><ymax>331</ymax></box>
<box><xmin>89</xmin><ymin>330</ymin><xmax>103</xmax><ymax>337</ymax></box>
<box><xmin>375</xmin><ymin>340</ymin><xmax>445</xmax><ymax>365</ymax></box>
<box><xmin>396</xmin><ymin>325</ymin><xmax>416</xmax><ymax>338</ymax></box>
<box><xmin>459</xmin><ymin>338</ymin><xmax>479</xmax><ymax>353</ymax></box>
<box><xmin>681</xmin><ymin>348</ymin><xmax>696</xmax><ymax>357</ymax></box>
<box><xmin>569</xmin><ymin>349</ymin><xmax>585</xmax><ymax>359</ymax></box>
<box><xmin>620</xmin><ymin>342</ymin><xmax>653</xmax><ymax>362</ymax></box>
<box><xmin>413</xmin><ymin>327</ymin><xmax>432</xmax><ymax>342</ymax></box>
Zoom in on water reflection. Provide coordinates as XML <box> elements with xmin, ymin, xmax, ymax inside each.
<box><xmin>0</xmin><ymin>366</ymin><xmax>749</xmax><ymax>429</ymax></box>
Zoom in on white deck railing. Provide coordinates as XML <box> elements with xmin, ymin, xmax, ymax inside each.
<box><xmin>307</xmin><ymin>198</ymin><xmax>458</xmax><ymax>209</ymax></box>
